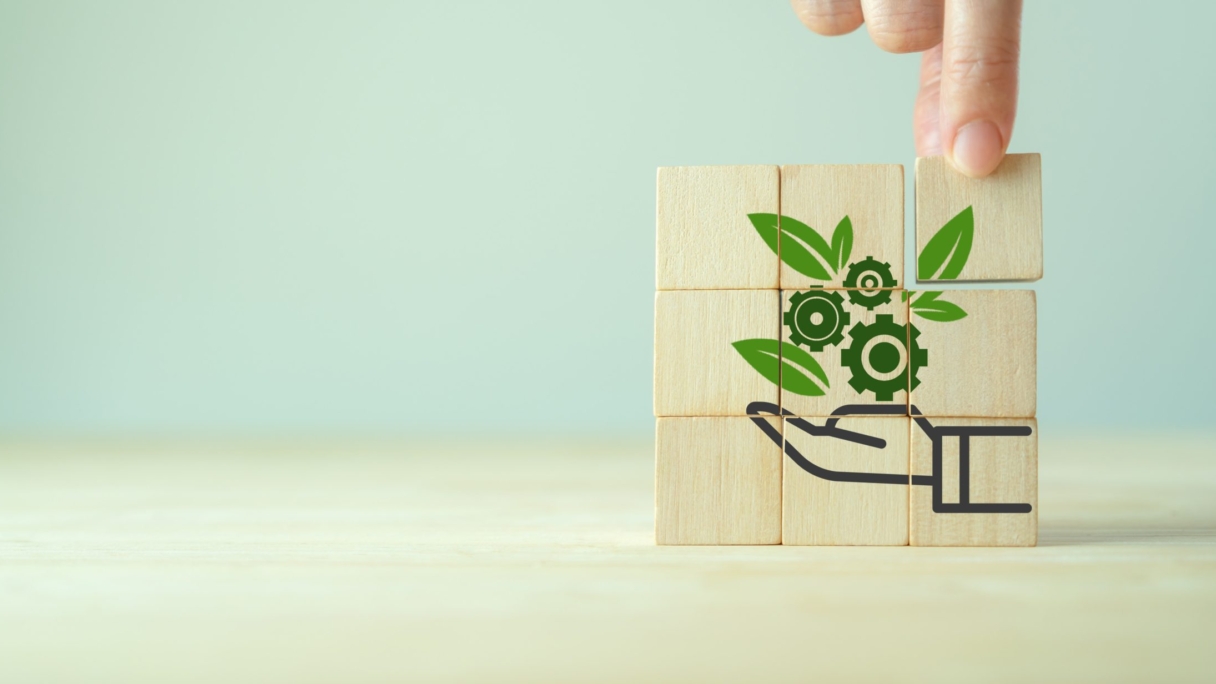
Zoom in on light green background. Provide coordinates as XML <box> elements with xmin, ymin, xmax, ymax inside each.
<box><xmin>1</xmin><ymin>2</ymin><xmax>1212</xmax><ymax>436</ymax></box>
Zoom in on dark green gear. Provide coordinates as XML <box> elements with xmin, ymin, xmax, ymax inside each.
<box><xmin>843</xmin><ymin>256</ymin><xmax>897</xmax><ymax>310</ymax></box>
<box><xmin>840</xmin><ymin>314</ymin><xmax>928</xmax><ymax>401</ymax></box>
<box><xmin>784</xmin><ymin>288</ymin><xmax>850</xmax><ymax>352</ymax></box>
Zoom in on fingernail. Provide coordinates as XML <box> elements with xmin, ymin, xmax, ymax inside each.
<box><xmin>950</xmin><ymin>120</ymin><xmax>1004</xmax><ymax>177</ymax></box>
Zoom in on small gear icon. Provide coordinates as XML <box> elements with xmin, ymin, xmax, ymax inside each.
<box><xmin>843</xmin><ymin>256</ymin><xmax>897</xmax><ymax>310</ymax></box>
<box><xmin>840</xmin><ymin>314</ymin><xmax>928</xmax><ymax>401</ymax></box>
<box><xmin>784</xmin><ymin>289</ymin><xmax>851</xmax><ymax>352</ymax></box>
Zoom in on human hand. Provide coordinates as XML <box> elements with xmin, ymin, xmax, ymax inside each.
<box><xmin>790</xmin><ymin>0</ymin><xmax>1022</xmax><ymax>178</ymax></box>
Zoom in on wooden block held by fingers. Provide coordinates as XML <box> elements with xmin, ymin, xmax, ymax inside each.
<box><xmin>655</xmin><ymin>416</ymin><xmax>783</xmax><ymax>545</ymax></box>
<box><xmin>908</xmin><ymin>289</ymin><xmax>1035</xmax><ymax>418</ymax></box>
<box><xmin>778</xmin><ymin>288</ymin><xmax>912</xmax><ymax>417</ymax></box>
<box><xmin>909</xmin><ymin>417</ymin><xmax>1037</xmax><ymax>546</ymax></box>
<box><xmin>654</xmin><ymin>289</ymin><xmax>780</xmax><ymax>416</ymax></box>
<box><xmin>915</xmin><ymin>154</ymin><xmax>1042</xmax><ymax>282</ymax></box>
<box><xmin>782</xmin><ymin>416</ymin><xmax>909</xmax><ymax>546</ymax></box>
<box><xmin>779</xmin><ymin>165</ymin><xmax>904</xmax><ymax>290</ymax></box>
<box><xmin>656</xmin><ymin>165</ymin><xmax>780</xmax><ymax>290</ymax></box>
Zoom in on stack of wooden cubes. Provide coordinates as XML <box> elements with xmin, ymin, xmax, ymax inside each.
<box><xmin>654</xmin><ymin>157</ymin><xmax>1042</xmax><ymax>546</ymax></box>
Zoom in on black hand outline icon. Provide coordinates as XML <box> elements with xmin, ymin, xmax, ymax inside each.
<box><xmin>747</xmin><ymin>402</ymin><xmax>1033</xmax><ymax>514</ymax></box>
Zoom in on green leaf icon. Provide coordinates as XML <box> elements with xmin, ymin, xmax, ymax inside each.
<box><xmin>731</xmin><ymin>338</ymin><xmax>829</xmax><ymax>397</ymax></box>
<box><xmin>913</xmin><ymin>303</ymin><xmax>968</xmax><ymax>322</ymax></box>
<box><xmin>780</xmin><ymin>237</ymin><xmax>832</xmax><ymax>281</ymax></box>
<box><xmin>747</xmin><ymin>213</ymin><xmax>780</xmax><ymax>257</ymax></box>
<box><xmin>909</xmin><ymin>291</ymin><xmax>968</xmax><ymax>322</ymax></box>
<box><xmin>917</xmin><ymin>206</ymin><xmax>974</xmax><ymax>280</ymax></box>
<box><xmin>831</xmin><ymin>216</ymin><xmax>853</xmax><ymax>272</ymax></box>
<box><xmin>778</xmin><ymin>215</ymin><xmax>835</xmax><ymax>280</ymax></box>
<box><xmin>779</xmin><ymin>342</ymin><xmax>830</xmax><ymax>396</ymax></box>
<box><xmin>732</xmin><ymin>338</ymin><xmax>782</xmax><ymax>385</ymax></box>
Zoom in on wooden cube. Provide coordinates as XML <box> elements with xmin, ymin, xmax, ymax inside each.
<box><xmin>656</xmin><ymin>165</ymin><xmax>780</xmax><ymax>290</ymax></box>
<box><xmin>779</xmin><ymin>165</ymin><xmax>904</xmax><ymax>290</ymax></box>
<box><xmin>782</xmin><ymin>416</ymin><xmax>909</xmax><ymax>546</ymax></box>
<box><xmin>908</xmin><ymin>289</ymin><xmax>1035</xmax><ymax>418</ymax></box>
<box><xmin>654</xmin><ymin>289</ymin><xmax>780</xmax><ymax>417</ymax></box>
<box><xmin>655</xmin><ymin>416</ymin><xmax>783</xmax><ymax>545</ymax></box>
<box><xmin>909</xmin><ymin>417</ymin><xmax>1037</xmax><ymax>546</ymax></box>
<box><xmin>778</xmin><ymin>288</ymin><xmax>912</xmax><ymax>417</ymax></box>
<box><xmin>915</xmin><ymin>154</ymin><xmax>1042</xmax><ymax>282</ymax></box>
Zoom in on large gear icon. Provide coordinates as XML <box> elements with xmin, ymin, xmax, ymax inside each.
<box><xmin>784</xmin><ymin>289</ymin><xmax>850</xmax><ymax>352</ymax></box>
<box><xmin>843</xmin><ymin>256</ymin><xmax>898</xmax><ymax>310</ymax></box>
<box><xmin>840</xmin><ymin>314</ymin><xmax>928</xmax><ymax>401</ymax></box>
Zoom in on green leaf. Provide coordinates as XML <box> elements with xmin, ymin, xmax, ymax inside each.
<box><xmin>917</xmin><ymin>206</ymin><xmax>974</xmax><ymax>280</ymax></box>
<box><xmin>912</xmin><ymin>300</ymin><xmax>968</xmax><ymax>322</ymax></box>
<box><xmin>910</xmin><ymin>290</ymin><xmax>968</xmax><ymax>321</ymax></box>
<box><xmin>779</xmin><ymin>238</ymin><xmax>832</xmax><ymax>281</ymax></box>
<box><xmin>779</xmin><ymin>215</ymin><xmax>835</xmax><ymax>279</ymax></box>
<box><xmin>779</xmin><ymin>342</ymin><xmax>830</xmax><ymax>396</ymax></box>
<box><xmin>901</xmin><ymin>291</ymin><xmax>911</xmax><ymax>302</ymax></box>
<box><xmin>731</xmin><ymin>339</ymin><xmax>783</xmax><ymax>386</ymax></box>
<box><xmin>910</xmin><ymin>290</ymin><xmax>942</xmax><ymax>307</ymax></box>
<box><xmin>731</xmin><ymin>339</ymin><xmax>828</xmax><ymax>397</ymax></box>
<box><xmin>831</xmin><ymin>216</ymin><xmax>853</xmax><ymax>271</ymax></box>
<box><xmin>747</xmin><ymin>213</ymin><xmax>780</xmax><ymax>257</ymax></box>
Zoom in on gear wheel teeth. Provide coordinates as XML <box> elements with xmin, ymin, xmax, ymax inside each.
<box><xmin>785</xmin><ymin>289</ymin><xmax>850</xmax><ymax>352</ymax></box>
<box><xmin>843</xmin><ymin>256</ymin><xmax>898</xmax><ymax>288</ymax></box>
<box><xmin>838</xmin><ymin>316</ymin><xmax>926</xmax><ymax>403</ymax></box>
<box><xmin>840</xmin><ymin>344</ymin><xmax>857</xmax><ymax>366</ymax></box>
<box><xmin>842</xmin><ymin>257</ymin><xmax>899</xmax><ymax>310</ymax></box>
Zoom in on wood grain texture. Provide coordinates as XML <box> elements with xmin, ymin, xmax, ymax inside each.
<box><xmin>910</xmin><ymin>417</ymin><xmax>1038</xmax><ymax>546</ymax></box>
<box><xmin>779</xmin><ymin>164</ymin><xmax>903</xmax><ymax>289</ymax></box>
<box><xmin>909</xmin><ymin>289</ymin><xmax>1036</xmax><ymax>418</ymax></box>
<box><xmin>654</xmin><ymin>289</ymin><xmax>779</xmax><ymax>417</ymax></box>
<box><xmin>656</xmin><ymin>165</ymin><xmax>779</xmax><ymax>290</ymax></box>
<box><xmin>915</xmin><ymin>154</ymin><xmax>1043</xmax><ymax>282</ymax></box>
<box><xmin>1</xmin><ymin>437</ymin><xmax>1215</xmax><ymax>682</ymax></box>
<box><xmin>656</xmin><ymin>417</ymin><xmax>782</xmax><ymax>545</ymax></box>
<box><xmin>783</xmin><ymin>416</ymin><xmax>909</xmax><ymax>546</ymax></box>
<box><xmin>780</xmin><ymin>288</ymin><xmax>910</xmax><ymax>417</ymax></box>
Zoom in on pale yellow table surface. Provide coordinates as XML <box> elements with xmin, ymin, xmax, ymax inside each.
<box><xmin>1</xmin><ymin>435</ymin><xmax>1214</xmax><ymax>683</ymax></box>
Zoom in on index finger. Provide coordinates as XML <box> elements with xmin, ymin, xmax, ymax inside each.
<box><xmin>940</xmin><ymin>0</ymin><xmax>1022</xmax><ymax>177</ymax></box>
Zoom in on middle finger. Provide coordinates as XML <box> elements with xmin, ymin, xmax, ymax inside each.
<box><xmin>860</xmin><ymin>0</ymin><xmax>944</xmax><ymax>53</ymax></box>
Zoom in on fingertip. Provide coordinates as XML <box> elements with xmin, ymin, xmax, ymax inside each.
<box><xmin>948</xmin><ymin>120</ymin><xmax>1004</xmax><ymax>177</ymax></box>
<box><xmin>790</xmin><ymin>0</ymin><xmax>864</xmax><ymax>36</ymax></box>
